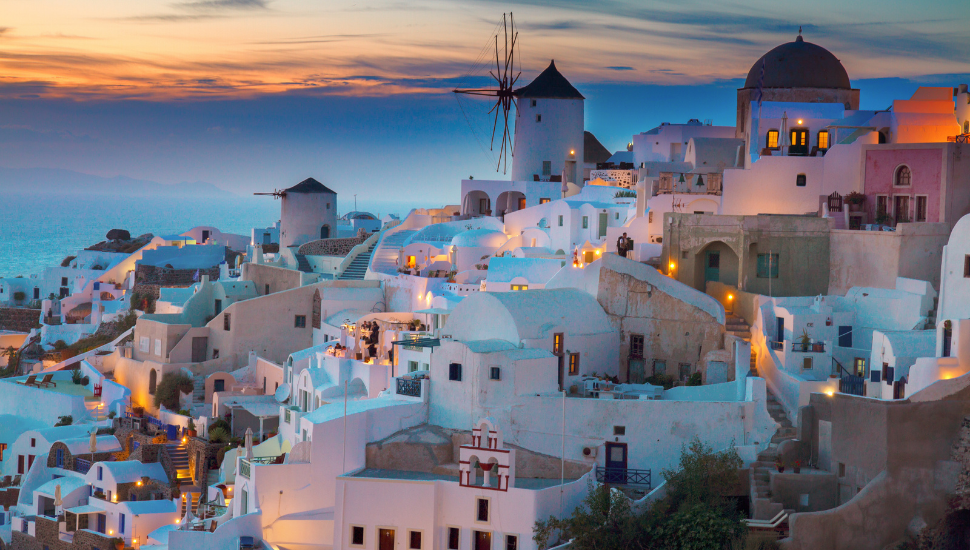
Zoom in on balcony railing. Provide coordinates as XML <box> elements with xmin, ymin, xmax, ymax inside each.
<box><xmin>595</xmin><ymin>466</ymin><xmax>651</xmax><ymax>488</ymax></box>
<box><xmin>239</xmin><ymin>460</ymin><xmax>250</xmax><ymax>478</ymax></box>
<box><xmin>240</xmin><ymin>455</ymin><xmax>285</xmax><ymax>477</ymax></box>
<box><xmin>396</xmin><ymin>378</ymin><xmax>421</xmax><ymax>398</ymax></box>
<box><xmin>792</xmin><ymin>342</ymin><xmax>825</xmax><ymax>353</ymax></box>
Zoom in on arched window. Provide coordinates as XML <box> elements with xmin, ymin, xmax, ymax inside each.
<box><xmin>766</xmin><ymin>129</ymin><xmax>779</xmax><ymax>149</ymax></box>
<box><xmin>148</xmin><ymin>369</ymin><xmax>157</xmax><ymax>395</ymax></box>
<box><xmin>895</xmin><ymin>165</ymin><xmax>911</xmax><ymax>187</ymax></box>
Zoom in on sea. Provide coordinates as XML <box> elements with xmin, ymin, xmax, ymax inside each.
<box><xmin>0</xmin><ymin>192</ymin><xmax>427</xmax><ymax>278</ymax></box>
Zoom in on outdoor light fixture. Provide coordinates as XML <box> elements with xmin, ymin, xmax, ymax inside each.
<box><xmin>728</xmin><ymin>294</ymin><xmax>734</xmax><ymax>301</ymax></box>
<box><xmin>137</xmin><ymin>480</ymin><xmax>142</xmax><ymax>486</ymax></box>
<box><xmin>669</xmin><ymin>262</ymin><xmax>676</xmax><ymax>270</ymax></box>
<box><xmin>797</xmin><ymin>119</ymin><xmax>803</xmax><ymax>125</ymax></box>
<box><xmin>825</xmin><ymin>390</ymin><xmax>835</xmax><ymax>397</ymax></box>
<box><xmin>569</xmin><ymin>149</ymin><xmax>575</xmax><ymax>155</ymax></box>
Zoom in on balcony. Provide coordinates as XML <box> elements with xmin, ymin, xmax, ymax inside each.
<box><xmin>792</xmin><ymin>342</ymin><xmax>825</xmax><ymax>353</ymax></box>
<box><xmin>595</xmin><ymin>466</ymin><xmax>651</xmax><ymax>487</ymax></box>
<box><xmin>657</xmin><ymin>172</ymin><xmax>722</xmax><ymax>196</ymax></box>
<box><xmin>240</xmin><ymin>455</ymin><xmax>285</xmax><ymax>478</ymax></box>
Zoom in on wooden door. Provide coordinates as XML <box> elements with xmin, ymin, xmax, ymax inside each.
<box><xmin>598</xmin><ymin>213</ymin><xmax>608</xmax><ymax>238</ymax></box>
<box><xmin>474</xmin><ymin>531</ymin><xmax>492</xmax><ymax>550</ymax></box>
<box><xmin>191</xmin><ymin>337</ymin><xmax>208</xmax><ymax>363</ymax></box>
<box><xmin>379</xmin><ymin>528</ymin><xmax>395</xmax><ymax>550</ymax></box>
<box><xmin>789</xmin><ymin>128</ymin><xmax>808</xmax><ymax>155</ymax></box>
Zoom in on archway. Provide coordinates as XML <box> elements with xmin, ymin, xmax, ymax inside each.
<box><xmin>320</xmin><ymin>225</ymin><xmax>330</xmax><ymax>239</ymax></box>
<box><xmin>462</xmin><ymin>191</ymin><xmax>491</xmax><ymax>216</ymax></box>
<box><xmin>495</xmin><ymin>191</ymin><xmax>525</xmax><ymax>218</ymax></box>
<box><xmin>693</xmin><ymin>241</ymin><xmax>739</xmax><ymax>291</ymax></box>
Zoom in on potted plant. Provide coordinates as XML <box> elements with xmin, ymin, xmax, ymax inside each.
<box><xmin>800</xmin><ymin>329</ymin><xmax>811</xmax><ymax>351</ymax></box>
<box><xmin>844</xmin><ymin>192</ymin><xmax>866</xmax><ymax>212</ymax></box>
<box><xmin>775</xmin><ymin>457</ymin><xmax>785</xmax><ymax>473</ymax></box>
<box><xmin>187</xmin><ymin>418</ymin><xmax>197</xmax><ymax>438</ymax></box>
<box><xmin>71</xmin><ymin>366</ymin><xmax>83</xmax><ymax>385</ymax></box>
<box><xmin>813</xmin><ymin>341</ymin><xmax>824</xmax><ymax>352</ymax></box>
<box><xmin>112</xmin><ymin>537</ymin><xmax>124</xmax><ymax>550</ymax></box>
<box><xmin>793</xmin><ymin>460</ymin><xmax>801</xmax><ymax>474</ymax></box>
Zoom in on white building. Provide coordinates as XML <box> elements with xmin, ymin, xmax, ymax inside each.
<box><xmin>277</xmin><ymin>178</ymin><xmax>338</xmax><ymax>248</ymax></box>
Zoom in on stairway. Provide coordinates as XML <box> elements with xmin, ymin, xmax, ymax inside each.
<box><xmin>192</xmin><ymin>374</ymin><xmax>205</xmax><ymax>404</ymax></box>
<box><xmin>181</xmin><ymin>492</ymin><xmax>202</xmax><ymax>516</ymax></box>
<box><xmin>370</xmin><ymin>229</ymin><xmax>417</xmax><ymax>275</ymax></box>
<box><xmin>293</xmin><ymin>252</ymin><xmax>313</xmax><ymax>273</ymax></box>
<box><xmin>166</xmin><ymin>443</ymin><xmax>193</xmax><ymax>485</ymax></box>
<box><xmin>749</xmin><ymin>392</ymin><xmax>798</xmax><ymax>520</ymax></box>
<box><xmin>726</xmin><ymin>313</ymin><xmax>752</xmax><ymax>341</ymax></box>
<box><xmin>338</xmin><ymin>241</ymin><xmax>377</xmax><ymax>280</ymax></box>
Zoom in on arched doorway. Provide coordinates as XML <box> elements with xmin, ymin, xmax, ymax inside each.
<box><xmin>462</xmin><ymin>191</ymin><xmax>491</xmax><ymax>216</ymax></box>
<box><xmin>694</xmin><ymin>241</ymin><xmax>739</xmax><ymax>291</ymax></box>
<box><xmin>320</xmin><ymin>225</ymin><xmax>330</xmax><ymax>239</ymax></box>
<box><xmin>148</xmin><ymin>369</ymin><xmax>157</xmax><ymax>395</ymax></box>
<box><xmin>495</xmin><ymin>191</ymin><xmax>525</xmax><ymax>218</ymax></box>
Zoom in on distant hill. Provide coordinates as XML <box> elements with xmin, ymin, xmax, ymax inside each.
<box><xmin>0</xmin><ymin>167</ymin><xmax>232</xmax><ymax>197</ymax></box>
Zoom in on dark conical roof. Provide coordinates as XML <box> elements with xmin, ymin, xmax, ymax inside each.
<box><xmin>584</xmin><ymin>131</ymin><xmax>611</xmax><ymax>164</ymax></box>
<box><xmin>744</xmin><ymin>34</ymin><xmax>851</xmax><ymax>90</ymax></box>
<box><xmin>285</xmin><ymin>177</ymin><xmax>336</xmax><ymax>194</ymax></box>
<box><xmin>514</xmin><ymin>60</ymin><xmax>585</xmax><ymax>100</ymax></box>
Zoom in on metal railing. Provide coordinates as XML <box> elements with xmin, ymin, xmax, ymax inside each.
<box><xmin>396</xmin><ymin>378</ymin><xmax>421</xmax><ymax>398</ymax></box>
<box><xmin>595</xmin><ymin>466</ymin><xmax>651</xmax><ymax>487</ymax></box>
<box><xmin>239</xmin><ymin>460</ymin><xmax>250</xmax><ymax>478</ymax></box>
<box><xmin>240</xmin><ymin>455</ymin><xmax>284</xmax><ymax>478</ymax></box>
<box><xmin>791</xmin><ymin>342</ymin><xmax>825</xmax><ymax>353</ymax></box>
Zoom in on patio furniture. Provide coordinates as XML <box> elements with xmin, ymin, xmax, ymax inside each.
<box><xmin>239</xmin><ymin>536</ymin><xmax>255</xmax><ymax>550</ymax></box>
<box><xmin>16</xmin><ymin>375</ymin><xmax>38</xmax><ymax>387</ymax></box>
<box><xmin>37</xmin><ymin>374</ymin><xmax>57</xmax><ymax>388</ymax></box>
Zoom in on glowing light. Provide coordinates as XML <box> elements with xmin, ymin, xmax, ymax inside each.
<box><xmin>569</xmin><ymin>149</ymin><xmax>575</xmax><ymax>155</ymax></box>
<box><xmin>668</xmin><ymin>262</ymin><xmax>676</xmax><ymax>270</ymax></box>
<box><xmin>109</xmin><ymin>530</ymin><xmax>114</xmax><ymax>535</ymax></box>
<box><xmin>727</xmin><ymin>294</ymin><xmax>734</xmax><ymax>301</ymax></box>
<box><xmin>228</xmin><ymin>487</ymin><xmax>232</xmax><ymax>492</ymax></box>
<box><xmin>595</xmin><ymin>250</ymin><xmax>601</xmax><ymax>256</ymax></box>
<box><xmin>797</xmin><ymin>119</ymin><xmax>803</xmax><ymax>125</ymax></box>
<box><xmin>824</xmin><ymin>390</ymin><xmax>835</xmax><ymax>397</ymax></box>
<box><xmin>182</xmin><ymin>437</ymin><xmax>187</xmax><ymax>444</ymax></box>
<box><xmin>137</xmin><ymin>480</ymin><xmax>143</xmax><ymax>486</ymax></box>
<box><xmin>176</xmin><ymin>519</ymin><xmax>181</xmax><ymax>524</ymax></box>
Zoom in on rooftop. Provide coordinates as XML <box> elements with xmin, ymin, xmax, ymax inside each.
<box><xmin>285</xmin><ymin>177</ymin><xmax>337</xmax><ymax>195</ymax></box>
<box><xmin>514</xmin><ymin>60</ymin><xmax>585</xmax><ymax>100</ymax></box>
<box><xmin>3</xmin><ymin>371</ymin><xmax>94</xmax><ymax>399</ymax></box>
<box><xmin>348</xmin><ymin>468</ymin><xmax>579</xmax><ymax>489</ymax></box>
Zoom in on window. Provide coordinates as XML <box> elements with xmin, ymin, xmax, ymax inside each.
<box><xmin>568</xmin><ymin>352</ymin><xmax>580</xmax><ymax>375</ymax></box>
<box><xmin>139</xmin><ymin>337</ymin><xmax>150</xmax><ymax>353</ymax></box>
<box><xmin>531</xmin><ymin>99</ymin><xmax>537</xmax><ymax>107</ymax></box>
<box><xmin>615</xmin><ymin>212</ymin><xmax>619</xmax><ymax>220</ymax></box>
<box><xmin>214</xmin><ymin>379</ymin><xmax>225</xmax><ymax>392</ymax></box>
<box><xmin>61</xmin><ymin>277</ymin><xmax>68</xmax><ymax>286</ymax></box>
<box><xmin>539</xmin><ymin>198</ymin><xmax>550</xmax><ymax>204</ymax></box>
<box><xmin>817</xmin><ymin>130</ymin><xmax>829</xmax><ymax>150</ymax></box>
<box><xmin>767</xmin><ymin>129</ymin><xmax>779</xmax><ymax>149</ymax></box>
<box><xmin>350</xmin><ymin>527</ymin><xmax>366</xmax><ymax>547</ymax></box>
<box><xmin>506</xmin><ymin>535</ymin><xmax>518</xmax><ymax>550</ymax></box>
<box><xmin>449</xmin><ymin>363</ymin><xmax>462</xmax><ymax>381</ymax></box>
<box><xmin>154</xmin><ymin>338</ymin><xmax>162</xmax><ymax>357</ymax></box>
<box><xmin>838</xmin><ymin>326</ymin><xmax>852</xmax><ymax>348</ymax></box>
<box><xmin>582</xmin><ymin>216</ymin><xmax>588</xmax><ymax>229</ymax></box>
<box><xmin>553</xmin><ymin>333</ymin><xmax>563</xmax><ymax>355</ymax></box>
<box><xmin>756</xmin><ymin>253</ymin><xmax>779</xmax><ymax>278</ymax></box>
<box><xmin>477</xmin><ymin>498</ymin><xmax>490</xmax><ymax>522</ymax></box>
<box><xmin>295</xmin><ymin>315</ymin><xmax>306</xmax><ymax>328</ymax></box>
<box><xmin>803</xmin><ymin>357</ymin><xmax>813</xmax><ymax>370</ymax></box>
<box><xmin>965</xmin><ymin>255</ymin><xmax>970</xmax><ymax>278</ymax></box>
<box><xmin>0</xmin><ymin>443</ymin><xmax>6</xmax><ymax>461</ymax></box>
<box><xmin>97</xmin><ymin>466</ymin><xmax>103</xmax><ymax>481</ymax></box>
<box><xmin>795</xmin><ymin>174</ymin><xmax>807</xmax><ymax>187</ymax></box>
<box><xmin>838</xmin><ymin>463</ymin><xmax>846</xmax><ymax>477</ymax></box>
<box><xmin>876</xmin><ymin>195</ymin><xmax>889</xmax><ymax>218</ymax></box>
<box><xmin>542</xmin><ymin>161</ymin><xmax>551</xmax><ymax>175</ymax></box>
<box><xmin>558</xmin><ymin>215</ymin><xmax>563</xmax><ymax>226</ymax></box>
<box><xmin>33</xmin><ymin>288</ymin><xmax>40</xmax><ymax>300</ymax></box>
<box><xmin>119</xmin><ymin>513</ymin><xmax>125</xmax><ymax>534</ymax></box>
<box><xmin>679</xmin><ymin>363</ymin><xmax>691</xmax><ymax>380</ymax></box>
<box><xmin>681</xmin><ymin>250</ymin><xmax>688</xmax><ymax>259</ymax></box>
<box><xmin>613</xmin><ymin>426</ymin><xmax>626</xmax><ymax>436</ymax></box>
<box><xmin>212</xmin><ymin>349</ymin><xmax>220</xmax><ymax>359</ymax></box>
<box><xmin>56</xmin><ymin>448</ymin><xmax>64</xmax><ymax>468</ymax></box>
<box><xmin>265</xmin><ymin>284</ymin><xmax>270</xmax><ymax>295</ymax></box>
<box><xmin>408</xmin><ymin>360</ymin><xmax>419</xmax><ymax>373</ymax></box>
<box><xmin>653</xmin><ymin>360</ymin><xmax>666</xmax><ymax>375</ymax></box>
<box><xmin>30</xmin><ymin>438</ymin><xmax>35</xmax><ymax>448</ymax></box>
<box><xmin>409</xmin><ymin>531</ymin><xmax>423</xmax><ymax>549</ymax></box>
<box><xmin>915</xmin><ymin>196</ymin><xmax>927</xmax><ymax>222</ymax></box>
<box><xmin>536</xmin><ymin>114</ymin><xmax>542</xmax><ymax>123</ymax></box>
<box><xmin>448</xmin><ymin>527</ymin><xmax>460</xmax><ymax>549</ymax></box>
<box><xmin>223</xmin><ymin>313</ymin><xmax>231</xmax><ymax>331</ymax></box>
<box><xmin>895</xmin><ymin>165</ymin><xmax>911</xmax><ymax>187</ymax></box>
<box><xmin>489</xmin><ymin>367</ymin><xmax>501</xmax><ymax>380</ymax></box>
<box><xmin>648</xmin><ymin>211</ymin><xmax>654</xmax><ymax>223</ymax></box>
<box><xmin>510</xmin><ymin>284</ymin><xmax>528</xmax><ymax>291</ymax></box>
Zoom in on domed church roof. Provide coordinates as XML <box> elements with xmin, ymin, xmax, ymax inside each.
<box><xmin>743</xmin><ymin>33</ymin><xmax>851</xmax><ymax>90</ymax></box>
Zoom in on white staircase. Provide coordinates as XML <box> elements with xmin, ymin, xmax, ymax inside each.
<box><xmin>369</xmin><ymin>229</ymin><xmax>417</xmax><ymax>276</ymax></box>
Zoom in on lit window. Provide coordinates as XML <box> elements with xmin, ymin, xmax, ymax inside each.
<box><xmin>553</xmin><ymin>333</ymin><xmax>563</xmax><ymax>355</ymax></box>
<box><xmin>510</xmin><ymin>284</ymin><xmax>528</xmax><ymax>291</ymax></box>
<box><xmin>539</xmin><ymin>198</ymin><xmax>550</xmax><ymax>204</ymax></box>
<box><xmin>817</xmin><ymin>130</ymin><xmax>829</xmax><ymax>149</ymax></box>
<box><xmin>767</xmin><ymin>130</ymin><xmax>779</xmax><ymax>149</ymax></box>
<box><xmin>895</xmin><ymin>165</ymin><xmax>911</xmax><ymax>187</ymax></box>
<box><xmin>568</xmin><ymin>353</ymin><xmax>580</xmax><ymax>375</ymax></box>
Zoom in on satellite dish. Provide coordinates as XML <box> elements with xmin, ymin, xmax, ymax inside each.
<box><xmin>275</xmin><ymin>383</ymin><xmax>291</xmax><ymax>404</ymax></box>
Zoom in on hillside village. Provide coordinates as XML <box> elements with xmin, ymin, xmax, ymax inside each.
<box><xmin>2</xmin><ymin>32</ymin><xmax>970</xmax><ymax>550</ymax></box>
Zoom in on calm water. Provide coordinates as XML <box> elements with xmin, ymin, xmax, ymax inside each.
<box><xmin>0</xmin><ymin>193</ymin><xmax>424</xmax><ymax>278</ymax></box>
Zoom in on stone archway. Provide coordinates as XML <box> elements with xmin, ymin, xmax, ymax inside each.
<box><xmin>693</xmin><ymin>240</ymin><xmax>739</xmax><ymax>291</ymax></box>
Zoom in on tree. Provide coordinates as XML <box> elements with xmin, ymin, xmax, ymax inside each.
<box><xmin>534</xmin><ymin>437</ymin><xmax>747</xmax><ymax>550</ymax></box>
<box><xmin>153</xmin><ymin>372</ymin><xmax>194</xmax><ymax>410</ymax></box>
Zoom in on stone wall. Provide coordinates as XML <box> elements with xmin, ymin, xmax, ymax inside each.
<box><xmin>296</xmin><ymin>232</ymin><xmax>368</xmax><ymax>257</ymax></box>
<box><xmin>135</xmin><ymin>264</ymin><xmax>221</xmax><ymax>287</ymax></box>
<box><xmin>0</xmin><ymin>307</ymin><xmax>41</xmax><ymax>333</ymax></box>
<box><xmin>0</xmin><ymin>487</ymin><xmax>19</xmax><ymax>510</ymax></box>
<box><xmin>186</xmin><ymin>437</ymin><xmax>223</xmax><ymax>489</ymax></box>
<box><xmin>47</xmin><ymin>440</ymin><xmax>120</xmax><ymax>472</ymax></box>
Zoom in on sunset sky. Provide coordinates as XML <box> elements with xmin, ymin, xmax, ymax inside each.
<box><xmin>1</xmin><ymin>0</ymin><xmax>968</xmax><ymax>204</ymax></box>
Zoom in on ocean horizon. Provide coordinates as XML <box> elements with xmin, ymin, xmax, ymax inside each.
<box><xmin>0</xmin><ymin>191</ymin><xmax>434</xmax><ymax>278</ymax></box>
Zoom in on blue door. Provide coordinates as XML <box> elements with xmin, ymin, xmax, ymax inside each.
<box><xmin>97</xmin><ymin>514</ymin><xmax>106</xmax><ymax>534</ymax></box>
<box><xmin>55</xmin><ymin>449</ymin><xmax>64</xmax><ymax>468</ymax></box>
<box><xmin>704</xmin><ymin>251</ymin><xmax>720</xmax><ymax>283</ymax></box>
<box><xmin>604</xmin><ymin>442</ymin><xmax>628</xmax><ymax>484</ymax></box>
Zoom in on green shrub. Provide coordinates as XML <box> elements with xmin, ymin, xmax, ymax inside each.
<box><xmin>646</xmin><ymin>373</ymin><xmax>675</xmax><ymax>390</ymax></box>
<box><xmin>208</xmin><ymin>419</ymin><xmax>231</xmax><ymax>434</ymax></box>
<box><xmin>686</xmin><ymin>372</ymin><xmax>703</xmax><ymax>386</ymax></box>
<box><xmin>55</xmin><ymin>415</ymin><xmax>73</xmax><ymax>427</ymax></box>
<box><xmin>153</xmin><ymin>372</ymin><xmax>194</xmax><ymax>410</ymax></box>
<box><xmin>208</xmin><ymin>427</ymin><xmax>230</xmax><ymax>444</ymax></box>
<box><xmin>12</xmin><ymin>291</ymin><xmax>25</xmax><ymax>301</ymax></box>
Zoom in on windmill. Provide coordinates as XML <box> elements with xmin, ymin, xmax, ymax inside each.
<box><xmin>253</xmin><ymin>189</ymin><xmax>285</xmax><ymax>199</ymax></box>
<box><xmin>453</xmin><ymin>13</ymin><xmax>520</xmax><ymax>174</ymax></box>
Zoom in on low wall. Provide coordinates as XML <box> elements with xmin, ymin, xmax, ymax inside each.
<box><xmin>297</xmin><ymin>234</ymin><xmax>368</xmax><ymax>256</ymax></box>
<box><xmin>0</xmin><ymin>380</ymin><xmax>90</xmax><ymax>425</ymax></box>
<box><xmin>0</xmin><ymin>307</ymin><xmax>41</xmax><ymax>333</ymax></box>
<box><xmin>135</xmin><ymin>264</ymin><xmax>221</xmax><ymax>287</ymax></box>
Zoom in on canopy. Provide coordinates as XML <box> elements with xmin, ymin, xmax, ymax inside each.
<box><xmin>65</xmin><ymin>504</ymin><xmax>102</xmax><ymax>514</ymax></box>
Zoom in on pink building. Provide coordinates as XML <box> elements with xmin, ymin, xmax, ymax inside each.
<box><xmin>862</xmin><ymin>142</ymin><xmax>970</xmax><ymax>228</ymax></box>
